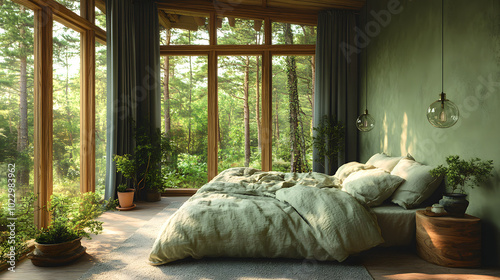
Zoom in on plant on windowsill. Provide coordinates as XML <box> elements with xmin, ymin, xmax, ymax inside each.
<box><xmin>29</xmin><ymin>192</ymin><xmax>109</xmax><ymax>267</ymax></box>
<box><xmin>429</xmin><ymin>155</ymin><xmax>494</xmax><ymax>217</ymax></box>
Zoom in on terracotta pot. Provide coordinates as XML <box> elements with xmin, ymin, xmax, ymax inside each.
<box><xmin>29</xmin><ymin>237</ymin><xmax>86</xmax><ymax>267</ymax></box>
<box><xmin>117</xmin><ymin>190</ymin><xmax>135</xmax><ymax>208</ymax></box>
<box><xmin>439</xmin><ymin>193</ymin><xmax>469</xmax><ymax>217</ymax></box>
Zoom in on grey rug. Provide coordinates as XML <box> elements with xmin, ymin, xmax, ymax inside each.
<box><xmin>79</xmin><ymin>200</ymin><xmax>373</xmax><ymax>280</ymax></box>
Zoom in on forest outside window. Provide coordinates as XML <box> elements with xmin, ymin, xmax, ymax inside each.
<box><xmin>160</xmin><ymin>8</ymin><xmax>317</xmax><ymax>182</ymax></box>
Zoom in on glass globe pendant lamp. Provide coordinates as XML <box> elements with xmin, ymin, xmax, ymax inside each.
<box><xmin>427</xmin><ymin>92</ymin><xmax>459</xmax><ymax>128</ymax></box>
<box><xmin>427</xmin><ymin>0</ymin><xmax>459</xmax><ymax>128</ymax></box>
<box><xmin>357</xmin><ymin>109</ymin><xmax>375</xmax><ymax>132</ymax></box>
<box><xmin>356</xmin><ymin>1</ymin><xmax>375</xmax><ymax>132</ymax></box>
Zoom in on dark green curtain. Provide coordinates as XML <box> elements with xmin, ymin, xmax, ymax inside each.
<box><xmin>313</xmin><ymin>10</ymin><xmax>359</xmax><ymax>175</ymax></box>
<box><xmin>105</xmin><ymin>0</ymin><xmax>161</xmax><ymax>200</ymax></box>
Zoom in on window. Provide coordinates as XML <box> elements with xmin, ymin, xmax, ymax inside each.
<box><xmin>161</xmin><ymin>55</ymin><xmax>208</xmax><ymax>188</ymax></box>
<box><xmin>95</xmin><ymin>41</ymin><xmax>107</xmax><ymax>197</ymax></box>
<box><xmin>160</xmin><ymin>11</ymin><xmax>209</xmax><ymax>45</ymax></box>
<box><xmin>160</xmin><ymin>8</ymin><xmax>316</xmax><ymax>180</ymax></box>
<box><xmin>0</xmin><ymin>2</ymin><xmax>35</xmax><ymax>197</ymax></box>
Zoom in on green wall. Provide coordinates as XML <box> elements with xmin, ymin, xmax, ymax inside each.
<box><xmin>358</xmin><ymin>0</ymin><xmax>500</xmax><ymax>265</ymax></box>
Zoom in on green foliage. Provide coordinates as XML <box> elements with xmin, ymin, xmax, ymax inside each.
<box><xmin>117</xmin><ymin>184</ymin><xmax>128</xmax><ymax>193</ymax></box>
<box><xmin>164</xmin><ymin>153</ymin><xmax>207</xmax><ymax>188</ymax></box>
<box><xmin>312</xmin><ymin>115</ymin><xmax>345</xmax><ymax>172</ymax></box>
<box><xmin>35</xmin><ymin>192</ymin><xmax>107</xmax><ymax>244</ymax></box>
<box><xmin>0</xmin><ymin>192</ymin><xmax>38</xmax><ymax>263</ymax></box>
<box><xmin>430</xmin><ymin>155</ymin><xmax>494</xmax><ymax>194</ymax></box>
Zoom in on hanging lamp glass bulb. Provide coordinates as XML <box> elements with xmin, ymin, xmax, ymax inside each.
<box><xmin>357</xmin><ymin>0</ymin><xmax>374</xmax><ymax>132</ymax></box>
<box><xmin>427</xmin><ymin>92</ymin><xmax>459</xmax><ymax>128</ymax></box>
<box><xmin>427</xmin><ymin>0</ymin><xmax>459</xmax><ymax>128</ymax></box>
<box><xmin>357</xmin><ymin>109</ymin><xmax>375</xmax><ymax>132</ymax></box>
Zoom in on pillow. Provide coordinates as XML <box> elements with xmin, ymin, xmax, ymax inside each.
<box><xmin>365</xmin><ymin>153</ymin><xmax>413</xmax><ymax>173</ymax></box>
<box><xmin>342</xmin><ymin>169</ymin><xmax>405</xmax><ymax>207</ymax></box>
<box><xmin>334</xmin><ymin>162</ymin><xmax>375</xmax><ymax>183</ymax></box>
<box><xmin>390</xmin><ymin>158</ymin><xmax>444</xmax><ymax>209</ymax></box>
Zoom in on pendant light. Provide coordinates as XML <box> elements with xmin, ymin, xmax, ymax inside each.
<box><xmin>356</xmin><ymin>0</ymin><xmax>375</xmax><ymax>132</ymax></box>
<box><xmin>426</xmin><ymin>0</ymin><xmax>459</xmax><ymax>128</ymax></box>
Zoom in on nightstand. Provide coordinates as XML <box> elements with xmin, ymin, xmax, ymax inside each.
<box><xmin>415</xmin><ymin>210</ymin><xmax>481</xmax><ymax>268</ymax></box>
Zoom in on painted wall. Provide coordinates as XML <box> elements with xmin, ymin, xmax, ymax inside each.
<box><xmin>358</xmin><ymin>0</ymin><xmax>500</xmax><ymax>265</ymax></box>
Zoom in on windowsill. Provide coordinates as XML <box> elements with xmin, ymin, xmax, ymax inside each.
<box><xmin>162</xmin><ymin>188</ymin><xmax>198</xmax><ymax>196</ymax></box>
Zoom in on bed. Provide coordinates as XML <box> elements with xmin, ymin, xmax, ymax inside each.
<box><xmin>149</xmin><ymin>153</ymin><xmax>443</xmax><ymax>265</ymax></box>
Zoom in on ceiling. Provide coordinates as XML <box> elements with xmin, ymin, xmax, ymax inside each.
<box><xmin>156</xmin><ymin>0</ymin><xmax>365</xmax><ymax>29</ymax></box>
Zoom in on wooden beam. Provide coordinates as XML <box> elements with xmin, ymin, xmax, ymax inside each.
<box><xmin>209</xmin><ymin>12</ymin><xmax>217</xmax><ymax>45</ymax></box>
<box><xmin>80</xmin><ymin>29</ymin><xmax>96</xmax><ymax>193</ymax></box>
<box><xmin>207</xmin><ymin>50</ymin><xmax>218</xmax><ymax>180</ymax></box>
<box><xmin>157</xmin><ymin>1</ymin><xmax>318</xmax><ymax>26</ymax></box>
<box><xmin>81</xmin><ymin>0</ymin><xmax>95</xmax><ymax>24</ymax></box>
<box><xmin>34</xmin><ymin>6</ymin><xmax>53</xmax><ymax>229</ymax></box>
<box><xmin>160</xmin><ymin>44</ymin><xmax>315</xmax><ymax>56</ymax></box>
<box><xmin>158</xmin><ymin>11</ymin><xmax>171</xmax><ymax>29</ymax></box>
<box><xmin>264</xmin><ymin>16</ymin><xmax>271</xmax><ymax>45</ymax></box>
<box><xmin>95</xmin><ymin>0</ymin><xmax>106</xmax><ymax>14</ymax></box>
<box><xmin>261</xmin><ymin>50</ymin><xmax>272</xmax><ymax>171</ymax></box>
<box><xmin>194</xmin><ymin>17</ymin><xmax>206</xmax><ymax>26</ymax></box>
<box><xmin>228</xmin><ymin>17</ymin><xmax>236</xmax><ymax>27</ymax></box>
<box><xmin>253</xmin><ymin>19</ymin><xmax>262</xmax><ymax>32</ymax></box>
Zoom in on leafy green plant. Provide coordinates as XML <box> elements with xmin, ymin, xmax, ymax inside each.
<box><xmin>0</xmin><ymin>192</ymin><xmax>38</xmax><ymax>263</ymax></box>
<box><xmin>429</xmin><ymin>155</ymin><xmax>494</xmax><ymax>194</ymax></box>
<box><xmin>35</xmin><ymin>192</ymin><xmax>107</xmax><ymax>244</ymax></box>
<box><xmin>117</xmin><ymin>184</ymin><xmax>129</xmax><ymax>192</ymax></box>
<box><xmin>312</xmin><ymin>115</ymin><xmax>345</xmax><ymax>174</ymax></box>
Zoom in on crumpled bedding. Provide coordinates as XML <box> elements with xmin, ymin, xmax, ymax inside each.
<box><xmin>149</xmin><ymin>167</ymin><xmax>384</xmax><ymax>265</ymax></box>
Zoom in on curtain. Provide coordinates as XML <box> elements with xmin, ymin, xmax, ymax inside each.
<box><xmin>105</xmin><ymin>0</ymin><xmax>161</xmax><ymax>200</ymax></box>
<box><xmin>313</xmin><ymin>10</ymin><xmax>358</xmax><ymax>175</ymax></box>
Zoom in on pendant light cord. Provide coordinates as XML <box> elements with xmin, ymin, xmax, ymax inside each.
<box><xmin>365</xmin><ymin>0</ymin><xmax>369</xmax><ymax>111</ymax></box>
<box><xmin>441</xmin><ymin>0</ymin><xmax>444</xmax><ymax>94</ymax></box>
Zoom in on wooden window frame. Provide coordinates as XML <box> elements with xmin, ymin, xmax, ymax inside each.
<box><xmin>14</xmin><ymin>0</ymin><xmax>106</xmax><ymax>228</ymax></box>
<box><xmin>159</xmin><ymin>7</ymin><xmax>316</xmax><ymax>181</ymax></box>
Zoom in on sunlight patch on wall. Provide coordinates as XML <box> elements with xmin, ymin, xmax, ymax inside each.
<box><xmin>400</xmin><ymin>112</ymin><xmax>408</xmax><ymax>156</ymax></box>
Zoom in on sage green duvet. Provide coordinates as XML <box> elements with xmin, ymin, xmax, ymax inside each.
<box><xmin>149</xmin><ymin>167</ymin><xmax>384</xmax><ymax>265</ymax></box>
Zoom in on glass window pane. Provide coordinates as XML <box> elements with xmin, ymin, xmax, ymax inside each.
<box><xmin>95</xmin><ymin>1</ymin><xmax>106</xmax><ymax>31</ymax></box>
<box><xmin>161</xmin><ymin>56</ymin><xmax>208</xmax><ymax>188</ymax></box>
<box><xmin>159</xmin><ymin>11</ymin><xmax>209</xmax><ymax>45</ymax></box>
<box><xmin>272</xmin><ymin>55</ymin><xmax>314</xmax><ymax>172</ymax></box>
<box><xmin>218</xmin><ymin>55</ymin><xmax>262</xmax><ymax>171</ymax></box>
<box><xmin>272</xmin><ymin>22</ymin><xmax>316</xmax><ymax>45</ymax></box>
<box><xmin>52</xmin><ymin>21</ymin><xmax>81</xmax><ymax>196</ymax></box>
<box><xmin>218</xmin><ymin>17</ymin><xmax>264</xmax><ymax>45</ymax></box>
<box><xmin>56</xmin><ymin>0</ymin><xmax>80</xmax><ymax>16</ymax></box>
<box><xmin>95</xmin><ymin>41</ymin><xmax>107</xmax><ymax>198</ymax></box>
<box><xmin>0</xmin><ymin>3</ymin><xmax>35</xmax><ymax>197</ymax></box>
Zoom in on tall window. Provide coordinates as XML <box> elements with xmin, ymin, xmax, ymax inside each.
<box><xmin>0</xmin><ymin>2</ymin><xmax>35</xmax><ymax>197</ymax></box>
<box><xmin>160</xmin><ymin>7</ymin><xmax>317</xmax><ymax>182</ymax></box>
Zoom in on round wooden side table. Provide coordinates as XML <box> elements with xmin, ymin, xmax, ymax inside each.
<box><xmin>415</xmin><ymin>210</ymin><xmax>481</xmax><ymax>268</ymax></box>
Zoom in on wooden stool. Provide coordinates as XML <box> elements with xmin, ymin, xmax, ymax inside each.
<box><xmin>416</xmin><ymin>210</ymin><xmax>481</xmax><ymax>268</ymax></box>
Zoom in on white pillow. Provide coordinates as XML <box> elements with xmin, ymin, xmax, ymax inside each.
<box><xmin>342</xmin><ymin>169</ymin><xmax>405</xmax><ymax>207</ymax></box>
<box><xmin>365</xmin><ymin>153</ymin><xmax>413</xmax><ymax>173</ymax></box>
<box><xmin>334</xmin><ymin>162</ymin><xmax>375</xmax><ymax>183</ymax></box>
<box><xmin>390</xmin><ymin>158</ymin><xmax>443</xmax><ymax>209</ymax></box>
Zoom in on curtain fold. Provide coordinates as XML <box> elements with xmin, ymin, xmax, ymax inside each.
<box><xmin>313</xmin><ymin>10</ymin><xmax>359</xmax><ymax>175</ymax></box>
<box><xmin>105</xmin><ymin>0</ymin><xmax>161</xmax><ymax>200</ymax></box>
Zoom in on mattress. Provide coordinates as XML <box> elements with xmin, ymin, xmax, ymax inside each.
<box><xmin>371</xmin><ymin>203</ymin><xmax>425</xmax><ymax>247</ymax></box>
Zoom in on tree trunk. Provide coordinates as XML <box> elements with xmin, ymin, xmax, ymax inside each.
<box><xmin>163</xmin><ymin>29</ymin><xmax>171</xmax><ymax>134</ymax></box>
<box><xmin>284</xmin><ymin>23</ymin><xmax>303</xmax><ymax>172</ymax></box>
<box><xmin>311</xmin><ymin>55</ymin><xmax>315</xmax><ymax>133</ymax></box>
<box><xmin>255</xmin><ymin>55</ymin><xmax>261</xmax><ymax>150</ymax></box>
<box><xmin>187</xmin><ymin>32</ymin><xmax>192</xmax><ymax>153</ymax></box>
<box><xmin>244</xmin><ymin>56</ymin><xmax>250</xmax><ymax>167</ymax></box>
<box><xmin>17</xmin><ymin>35</ymin><xmax>30</xmax><ymax>193</ymax></box>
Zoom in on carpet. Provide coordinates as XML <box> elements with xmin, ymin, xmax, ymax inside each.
<box><xmin>79</xmin><ymin>200</ymin><xmax>373</xmax><ymax>280</ymax></box>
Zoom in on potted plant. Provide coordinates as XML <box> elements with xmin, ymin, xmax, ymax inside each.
<box><xmin>430</xmin><ymin>155</ymin><xmax>494</xmax><ymax>217</ymax></box>
<box><xmin>29</xmin><ymin>192</ymin><xmax>108</xmax><ymax>267</ymax></box>
<box><xmin>116</xmin><ymin>184</ymin><xmax>135</xmax><ymax>210</ymax></box>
